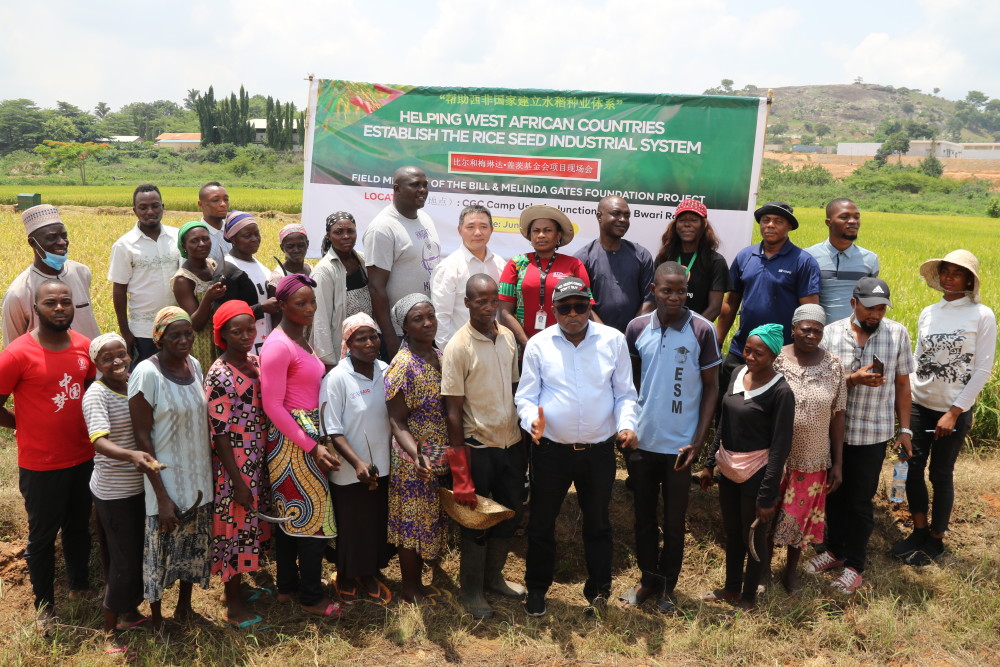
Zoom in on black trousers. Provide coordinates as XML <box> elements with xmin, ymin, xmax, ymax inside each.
<box><xmin>464</xmin><ymin>443</ymin><xmax>527</xmax><ymax>542</ymax></box>
<box><xmin>626</xmin><ymin>449</ymin><xmax>691</xmax><ymax>595</ymax></box>
<box><xmin>825</xmin><ymin>441</ymin><xmax>887</xmax><ymax>573</ymax></box>
<box><xmin>907</xmin><ymin>405</ymin><xmax>972</xmax><ymax>534</ymax></box>
<box><xmin>92</xmin><ymin>492</ymin><xmax>145</xmax><ymax>614</ymax></box>
<box><xmin>718</xmin><ymin>472</ymin><xmax>769</xmax><ymax>602</ymax></box>
<box><xmin>526</xmin><ymin>439</ymin><xmax>615</xmax><ymax>601</ymax></box>
<box><xmin>18</xmin><ymin>460</ymin><xmax>94</xmax><ymax>610</ymax></box>
<box><xmin>130</xmin><ymin>337</ymin><xmax>158</xmax><ymax>369</ymax></box>
<box><xmin>274</xmin><ymin>530</ymin><xmax>329</xmax><ymax>606</ymax></box>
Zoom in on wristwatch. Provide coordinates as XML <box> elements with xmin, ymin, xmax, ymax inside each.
<box><xmin>899</xmin><ymin>427</ymin><xmax>913</xmax><ymax>436</ymax></box>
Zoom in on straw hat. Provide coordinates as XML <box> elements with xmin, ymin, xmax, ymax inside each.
<box><xmin>519</xmin><ymin>205</ymin><xmax>574</xmax><ymax>244</ymax></box>
<box><xmin>438</xmin><ymin>488</ymin><xmax>515</xmax><ymax>530</ymax></box>
<box><xmin>920</xmin><ymin>249</ymin><xmax>981</xmax><ymax>303</ymax></box>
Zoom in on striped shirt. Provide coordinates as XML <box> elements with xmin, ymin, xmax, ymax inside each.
<box><xmin>806</xmin><ymin>240</ymin><xmax>880</xmax><ymax>323</ymax></box>
<box><xmin>83</xmin><ymin>380</ymin><xmax>145</xmax><ymax>500</ymax></box>
<box><xmin>824</xmin><ymin>317</ymin><xmax>914</xmax><ymax>446</ymax></box>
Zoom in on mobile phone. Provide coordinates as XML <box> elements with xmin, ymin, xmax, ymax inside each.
<box><xmin>871</xmin><ymin>354</ymin><xmax>885</xmax><ymax>376</ymax></box>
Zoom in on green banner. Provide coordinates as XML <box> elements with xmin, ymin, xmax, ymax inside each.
<box><xmin>310</xmin><ymin>80</ymin><xmax>764</xmax><ymax>211</ymax></box>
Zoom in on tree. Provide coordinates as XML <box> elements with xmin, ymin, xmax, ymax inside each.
<box><xmin>933</xmin><ymin>87</ymin><xmax>941</xmax><ymax>95</ymax></box>
<box><xmin>94</xmin><ymin>102</ymin><xmax>111</xmax><ymax>119</ymax></box>
<box><xmin>0</xmin><ymin>99</ymin><xmax>46</xmax><ymax>153</ymax></box>
<box><xmin>876</xmin><ymin>132</ymin><xmax>910</xmax><ymax>164</ymax></box>
<box><xmin>720</xmin><ymin>79</ymin><xmax>734</xmax><ymax>93</ymax></box>
<box><xmin>901</xmin><ymin>101</ymin><xmax>915</xmax><ymax>114</ymax></box>
<box><xmin>814</xmin><ymin>123</ymin><xmax>832</xmax><ymax>138</ymax></box>
<box><xmin>184</xmin><ymin>89</ymin><xmax>200</xmax><ymax>111</ymax></box>
<box><xmin>195</xmin><ymin>87</ymin><xmax>220</xmax><ymax>145</ymax></box>
<box><xmin>34</xmin><ymin>140</ymin><xmax>110</xmax><ymax>185</ymax></box>
<box><xmin>919</xmin><ymin>154</ymin><xmax>944</xmax><ymax>178</ymax></box>
<box><xmin>297</xmin><ymin>111</ymin><xmax>306</xmax><ymax>149</ymax></box>
<box><xmin>768</xmin><ymin>122</ymin><xmax>789</xmax><ymax>136</ymax></box>
<box><xmin>965</xmin><ymin>90</ymin><xmax>989</xmax><ymax>110</ymax></box>
<box><xmin>799</xmin><ymin>134</ymin><xmax>816</xmax><ymax>145</ymax></box>
<box><xmin>41</xmin><ymin>116</ymin><xmax>79</xmax><ymax>142</ymax></box>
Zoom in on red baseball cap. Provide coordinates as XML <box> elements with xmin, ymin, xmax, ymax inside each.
<box><xmin>674</xmin><ymin>198</ymin><xmax>708</xmax><ymax>219</ymax></box>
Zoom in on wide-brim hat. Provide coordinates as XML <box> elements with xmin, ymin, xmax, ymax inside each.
<box><xmin>920</xmin><ymin>249</ymin><xmax>981</xmax><ymax>303</ymax></box>
<box><xmin>438</xmin><ymin>488</ymin><xmax>515</xmax><ymax>530</ymax></box>
<box><xmin>519</xmin><ymin>205</ymin><xmax>574</xmax><ymax>244</ymax></box>
<box><xmin>753</xmin><ymin>200</ymin><xmax>798</xmax><ymax>230</ymax></box>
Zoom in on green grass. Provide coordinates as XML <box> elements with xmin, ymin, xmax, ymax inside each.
<box><xmin>0</xmin><ymin>186</ymin><xmax>303</xmax><ymax>213</ymax></box>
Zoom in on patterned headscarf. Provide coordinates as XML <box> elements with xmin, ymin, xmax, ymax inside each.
<box><xmin>791</xmin><ymin>304</ymin><xmax>827</xmax><ymax>326</ymax></box>
<box><xmin>89</xmin><ymin>332</ymin><xmax>127</xmax><ymax>362</ymax></box>
<box><xmin>279</xmin><ymin>223</ymin><xmax>308</xmax><ymax>243</ymax></box>
<box><xmin>340</xmin><ymin>312</ymin><xmax>380</xmax><ymax>360</ymax></box>
<box><xmin>392</xmin><ymin>293</ymin><xmax>432</xmax><ymax>334</ymax></box>
<box><xmin>747</xmin><ymin>323</ymin><xmax>784</xmax><ymax>355</ymax></box>
<box><xmin>177</xmin><ymin>220</ymin><xmax>210</xmax><ymax>258</ymax></box>
<box><xmin>152</xmin><ymin>306</ymin><xmax>192</xmax><ymax>346</ymax></box>
<box><xmin>223</xmin><ymin>211</ymin><xmax>257</xmax><ymax>241</ymax></box>
<box><xmin>212</xmin><ymin>300</ymin><xmax>255</xmax><ymax>350</ymax></box>
<box><xmin>274</xmin><ymin>273</ymin><xmax>317</xmax><ymax>302</ymax></box>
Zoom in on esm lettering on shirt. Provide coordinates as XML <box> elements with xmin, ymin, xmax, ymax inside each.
<box><xmin>672</xmin><ymin>346</ymin><xmax>689</xmax><ymax>414</ymax></box>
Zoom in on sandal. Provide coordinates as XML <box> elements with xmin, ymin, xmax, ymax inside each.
<box><xmin>700</xmin><ymin>589</ymin><xmax>738</xmax><ymax>603</ymax></box>
<box><xmin>367</xmin><ymin>580</ymin><xmax>393</xmax><ymax>606</ymax></box>
<box><xmin>223</xmin><ymin>614</ymin><xmax>265</xmax><ymax>630</ymax></box>
<box><xmin>245</xmin><ymin>587</ymin><xmax>274</xmax><ymax>603</ymax></box>
<box><xmin>303</xmin><ymin>601</ymin><xmax>344</xmax><ymax>618</ymax></box>
<box><xmin>619</xmin><ymin>583</ymin><xmax>661</xmax><ymax>607</ymax></box>
<box><xmin>333</xmin><ymin>574</ymin><xmax>358</xmax><ymax>601</ymax></box>
<box><xmin>424</xmin><ymin>585</ymin><xmax>452</xmax><ymax>602</ymax></box>
<box><xmin>116</xmin><ymin>616</ymin><xmax>151</xmax><ymax>631</ymax></box>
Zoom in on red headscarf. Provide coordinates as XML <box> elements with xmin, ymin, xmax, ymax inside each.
<box><xmin>213</xmin><ymin>300</ymin><xmax>255</xmax><ymax>350</ymax></box>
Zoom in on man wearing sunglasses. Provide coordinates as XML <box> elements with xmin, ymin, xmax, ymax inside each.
<box><xmin>806</xmin><ymin>277</ymin><xmax>914</xmax><ymax>595</ymax></box>
<box><xmin>515</xmin><ymin>276</ymin><xmax>638</xmax><ymax>618</ymax></box>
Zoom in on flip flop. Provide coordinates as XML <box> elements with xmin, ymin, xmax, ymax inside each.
<box><xmin>333</xmin><ymin>575</ymin><xmax>358</xmax><ymax>601</ymax></box>
<box><xmin>116</xmin><ymin>617</ymin><xmax>151</xmax><ymax>630</ymax></box>
<box><xmin>367</xmin><ymin>580</ymin><xmax>393</xmax><ymax>606</ymax></box>
<box><xmin>303</xmin><ymin>601</ymin><xmax>344</xmax><ymax>618</ymax></box>
<box><xmin>618</xmin><ymin>584</ymin><xmax>660</xmax><ymax>607</ymax></box>
<box><xmin>245</xmin><ymin>587</ymin><xmax>273</xmax><ymax>603</ymax></box>
<box><xmin>700</xmin><ymin>589</ymin><xmax>738</xmax><ymax>603</ymax></box>
<box><xmin>223</xmin><ymin>614</ymin><xmax>264</xmax><ymax>630</ymax></box>
<box><xmin>425</xmin><ymin>585</ymin><xmax>452</xmax><ymax>602</ymax></box>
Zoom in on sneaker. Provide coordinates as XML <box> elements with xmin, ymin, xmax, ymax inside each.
<box><xmin>525</xmin><ymin>590</ymin><xmax>547</xmax><ymax>617</ymax></box>
<box><xmin>891</xmin><ymin>528</ymin><xmax>929</xmax><ymax>560</ymax></box>
<box><xmin>905</xmin><ymin>537</ymin><xmax>944</xmax><ymax>566</ymax></box>
<box><xmin>804</xmin><ymin>550</ymin><xmax>845</xmax><ymax>575</ymax></box>
<box><xmin>830</xmin><ymin>567</ymin><xmax>863</xmax><ymax>594</ymax></box>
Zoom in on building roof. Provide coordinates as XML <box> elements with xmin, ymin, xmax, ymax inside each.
<box><xmin>97</xmin><ymin>135</ymin><xmax>142</xmax><ymax>143</ymax></box>
<box><xmin>249</xmin><ymin>118</ymin><xmax>300</xmax><ymax>129</ymax></box>
<box><xmin>155</xmin><ymin>133</ymin><xmax>201</xmax><ymax>142</ymax></box>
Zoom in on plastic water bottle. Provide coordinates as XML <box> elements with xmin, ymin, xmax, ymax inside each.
<box><xmin>890</xmin><ymin>460</ymin><xmax>908</xmax><ymax>503</ymax></box>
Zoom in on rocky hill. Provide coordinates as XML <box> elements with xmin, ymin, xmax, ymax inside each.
<box><xmin>716</xmin><ymin>83</ymin><xmax>990</xmax><ymax>144</ymax></box>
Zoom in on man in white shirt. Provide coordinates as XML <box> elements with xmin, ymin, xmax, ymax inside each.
<box><xmin>431</xmin><ymin>205</ymin><xmax>506</xmax><ymax>347</ymax></box>
<box><xmin>3</xmin><ymin>204</ymin><xmax>101</xmax><ymax>345</ymax></box>
<box><xmin>363</xmin><ymin>165</ymin><xmax>441</xmax><ymax>357</ymax></box>
<box><xmin>108</xmin><ymin>184</ymin><xmax>180</xmax><ymax>363</ymax></box>
<box><xmin>515</xmin><ymin>276</ymin><xmax>638</xmax><ymax>617</ymax></box>
<box><xmin>196</xmin><ymin>181</ymin><xmax>231</xmax><ymax>269</ymax></box>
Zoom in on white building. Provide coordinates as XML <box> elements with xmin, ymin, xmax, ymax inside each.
<box><xmin>837</xmin><ymin>140</ymin><xmax>1000</xmax><ymax>159</ymax></box>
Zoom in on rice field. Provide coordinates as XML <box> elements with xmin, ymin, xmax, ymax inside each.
<box><xmin>0</xmin><ymin>186</ymin><xmax>303</xmax><ymax>214</ymax></box>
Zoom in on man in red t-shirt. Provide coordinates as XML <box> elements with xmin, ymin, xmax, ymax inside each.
<box><xmin>0</xmin><ymin>280</ymin><xmax>96</xmax><ymax>620</ymax></box>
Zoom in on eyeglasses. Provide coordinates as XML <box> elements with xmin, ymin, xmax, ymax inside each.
<box><xmin>554</xmin><ymin>302</ymin><xmax>591</xmax><ymax>316</ymax></box>
<box><xmin>851</xmin><ymin>346</ymin><xmax>863</xmax><ymax>372</ymax></box>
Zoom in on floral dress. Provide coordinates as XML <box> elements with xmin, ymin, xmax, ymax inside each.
<box><xmin>385</xmin><ymin>343</ymin><xmax>449</xmax><ymax>560</ymax></box>
<box><xmin>772</xmin><ymin>349</ymin><xmax>846</xmax><ymax>549</ymax></box>
<box><xmin>205</xmin><ymin>355</ymin><xmax>271</xmax><ymax>581</ymax></box>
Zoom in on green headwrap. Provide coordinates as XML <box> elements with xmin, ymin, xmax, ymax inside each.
<box><xmin>747</xmin><ymin>323</ymin><xmax>784</xmax><ymax>355</ymax></box>
<box><xmin>177</xmin><ymin>220</ymin><xmax>211</xmax><ymax>258</ymax></box>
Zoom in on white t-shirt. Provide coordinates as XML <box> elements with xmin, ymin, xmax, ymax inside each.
<box><xmin>226</xmin><ymin>254</ymin><xmax>273</xmax><ymax>355</ymax></box>
<box><xmin>107</xmin><ymin>224</ymin><xmax>181</xmax><ymax>339</ymax></box>
<box><xmin>320</xmin><ymin>357</ymin><xmax>392</xmax><ymax>486</ymax></box>
<box><xmin>362</xmin><ymin>204</ymin><xmax>441</xmax><ymax>334</ymax></box>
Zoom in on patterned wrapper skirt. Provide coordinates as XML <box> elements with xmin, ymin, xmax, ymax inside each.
<box><xmin>387</xmin><ymin>443</ymin><xmax>449</xmax><ymax>561</ymax></box>
<box><xmin>143</xmin><ymin>504</ymin><xmax>212</xmax><ymax>602</ymax></box>
<box><xmin>773</xmin><ymin>469</ymin><xmax>828</xmax><ymax>549</ymax></box>
<box><xmin>265</xmin><ymin>408</ymin><xmax>336</xmax><ymax>539</ymax></box>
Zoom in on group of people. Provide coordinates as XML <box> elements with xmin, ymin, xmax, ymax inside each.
<box><xmin>0</xmin><ymin>166</ymin><xmax>994</xmax><ymax>653</ymax></box>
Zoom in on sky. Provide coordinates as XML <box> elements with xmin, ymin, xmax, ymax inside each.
<box><xmin>2</xmin><ymin>0</ymin><xmax>999</xmax><ymax>112</ymax></box>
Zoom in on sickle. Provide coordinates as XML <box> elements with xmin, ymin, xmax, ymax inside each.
<box><xmin>364</xmin><ymin>433</ymin><xmax>379</xmax><ymax>478</ymax></box>
<box><xmin>252</xmin><ymin>509</ymin><xmax>293</xmax><ymax>524</ymax></box>
<box><xmin>176</xmin><ymin>490</ymin><xmax>204</xmax><ymax>521</ymax></box>
<box><xmin>748</xmin><ymin>517</ymin><xmax>761</xmax><ymax>562</ymax></box>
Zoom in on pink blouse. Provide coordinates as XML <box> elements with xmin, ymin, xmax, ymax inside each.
<box><xmin>260</xmin><ymin>328</ymin><xmax>325</xmax><ymax>451</ymax></box>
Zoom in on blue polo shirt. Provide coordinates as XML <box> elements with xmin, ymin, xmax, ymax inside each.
<box><xmin>625</xmin><ymin>308</ymin><xmax>721</xmax><ymax>454</ymax></box>
<box><xmin>805</xmin><ymin>239</ymin><xmax>880</xmax><ymax>323</ymax></box>
<box><xmin>729</xmin><ymin>240</ymin><xmax>820</xmax><ymax>355</ymax></box>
